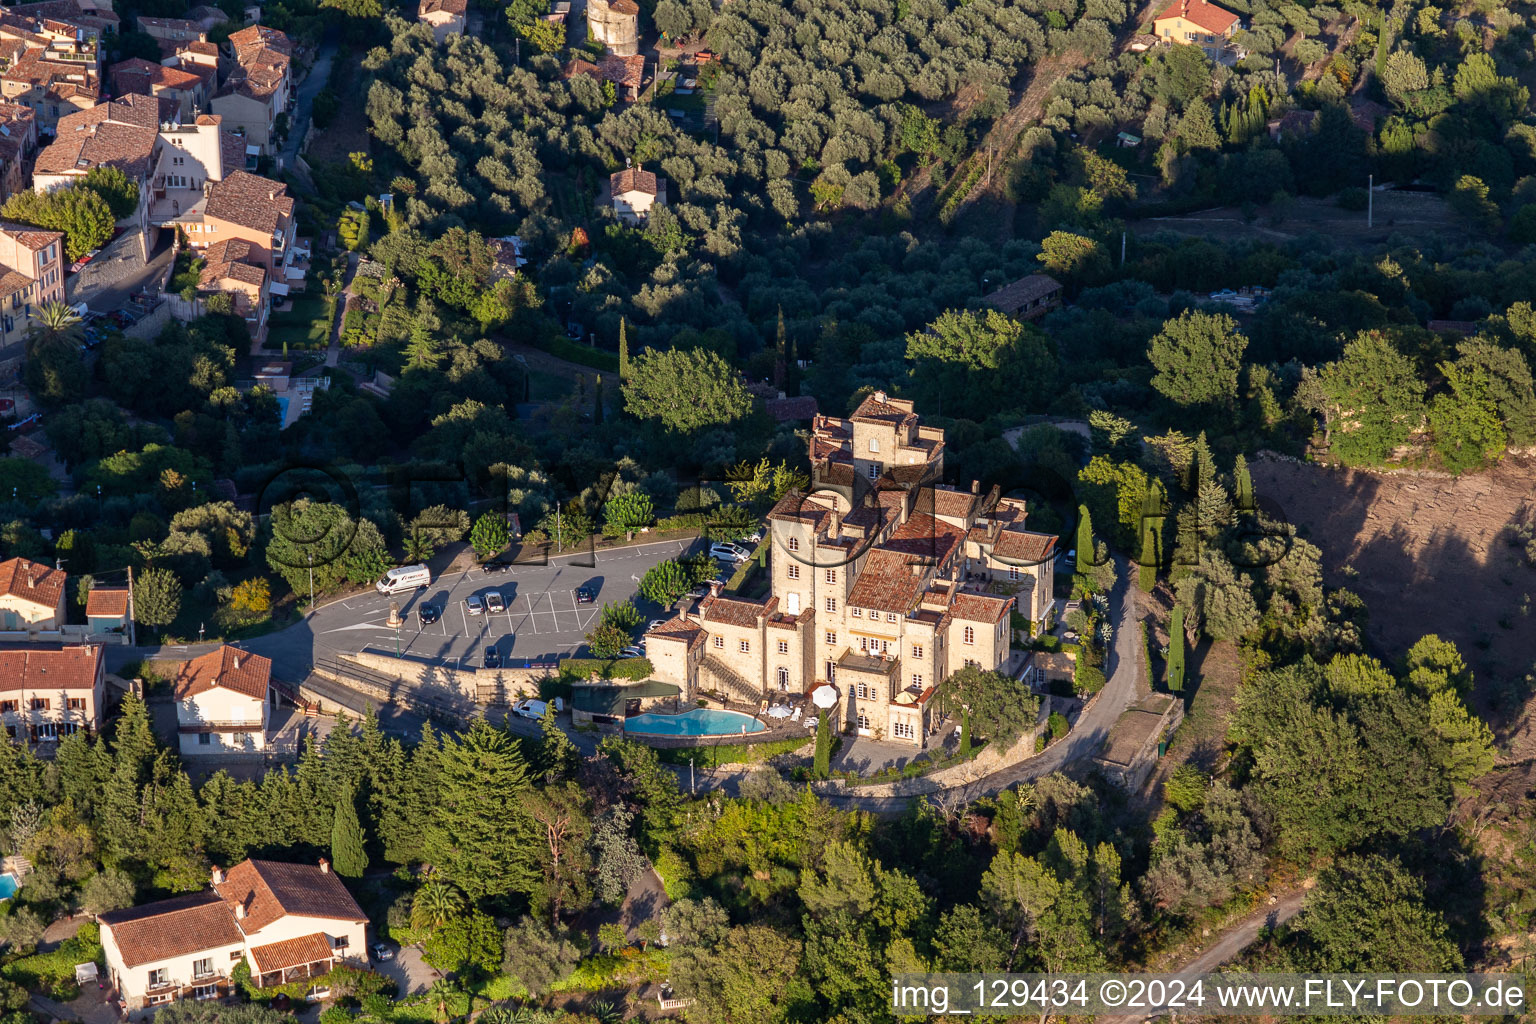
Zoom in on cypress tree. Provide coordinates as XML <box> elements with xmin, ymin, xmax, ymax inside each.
<box><xmin>1139</xmin><ymin>478</ymin><xmax>1165</xmax><ymax>592</ymax></box>
<box><xmin>959</xmin><ymin>708</ymin><xmax>971</xmax><ymax>757</ymax></box>
<box><xmin>1075</xmin><ymin>504</ymin><xmax>1094</xmax><ymax>578</ymax></box>
<box><xmin>331</xmin><ymin>787</ymin><xmax>368</xmax><ymax>878</ymax></box>
<box><xmin>813</xmin><ymin>711</ymin><xmax>830</xmax><ymax>778</ymax></box>
<box><xmin>1167</xmin><ymin>605</ymin><xmax>1186</xmax><ymax>693</ymax></box>
<box><xmin>618</xmin><ymin>317</ymin><xmax>629</xmax><ymax>380</ymax></box>
<box><xmin>1234</xmin><ymin>453</ymin><xmax>1254</xmax><ymax>511</ymax></box>
<box><xmin>594</xmin><ymin>374</ymin><xmax>604</xmax><ymax>424</ymax></box>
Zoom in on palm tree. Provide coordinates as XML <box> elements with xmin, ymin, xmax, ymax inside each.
<box><xmin>26</xmin><ymin>301</ymin><xmax>84</xmax><ymax>354</ymax></box>
<box><xmin>410</xmin><ymin>876</ymin><xmax>465</xmax><ymax>932</ymax></box>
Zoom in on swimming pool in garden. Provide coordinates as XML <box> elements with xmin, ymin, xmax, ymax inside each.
<box><xmin>0</xmin><ymin>873</ymin><xmax>18</xmax><ymax>901</ymax></box>
<box><xmin>625</xmin><ymin>709</ymin><xmax>766</xmax><ymax>736</ymax></box>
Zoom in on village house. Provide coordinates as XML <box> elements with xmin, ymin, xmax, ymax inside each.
<box><xmin>0</xmin><ymin>557</ymin><xmax>66</xmax><ymax>632</ymax></box>
<box><xmin>108</xmin><ymin>57</ymin><xmax>209</xmax><ymax>120</ymax></box>
<box><xmin>134</xmin><ymin>15</ymin><xmax>206</xmax><ymax>52</ymax></box>
<box><xmin>84</xmin><ymin>586</ymin><xmax>131</xmax><ymax>637</ymax></box>
<box><xmin>0</xmin><ymin>104</ymin><xmax>37</xmax><ymax>201</ymax></box>
<box><xmin>170</xmin><ymin>644</ymin><xmax>273</xmax><ymax>756</ymax></box>
<box><xmin>178</xmin><ymin>169</ymin><xmax>297</xmax><ymax>309</ymax></box>
<box><xmin>212</xmin><ymin>25</ymin><xmax>292</xmax><ymax>160</ymax></box>
<box><xmin>100</xmin><ymin>858</ymin><xmax>369</xmax><ymax>1015</ymax></box>
<box><xmin>6</xmin><ymin>0</ymin><xmax>119</xmax><ymax>38</ymax></box>
<box><xmin>646</xmin><ymin>392</ymin><xmax>1057</xmax><ymax>747</ymax></box>
<box><xmin>608</xmin><ymin>165</ymin><xmax>663</xmax><ymax>225</ymax></box>
<box><xmin>199</xmin><ymin>237</ymin><xmax>271</xmax><ymax>341</ymax></box>
<box><xmin>0</xmin><ymin>644</ymin><xmax>105</xmax><ymax>745</ymax></box>
<box><xmin>148</xmin><ymin>113</ymin><xmax>245</xmax><ymax>225</ymax></box>
<box><xmin>0</xmin><ymin>224</ymin><xmax>64</xmax><ymax>350</ymax></box>
<box><xmin>0</xmin><ymin>44</ymin><xmax>99</xmax><ymax>134</ymax></box>
<box><xmin>417</xmin><ymin>0</ymin><xmax>466</xmax><ymax>44</ymax></box>
<box><xmin>1152</xmin><ymin>0</ymin><xmax>1241</xmax><ymax>59</ymax></box>
<box><xmin>32</xmin><ymin>93</ymin><xmax>160</xmax><ymax>256</ymax></box>
<box><xmin>982</xmin><ymin>273</ymin><xmax>1063</xmax><ymax>320</ymax></box>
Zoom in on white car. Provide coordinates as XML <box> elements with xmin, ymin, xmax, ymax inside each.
<box><xmin>646</xmin><ymin>619</ymin><xmax>667</xmax><ymax>632</ymax></box>
<box><xmin>709</xmin><ymin>541</ymin><xmax>750</xmax><ymax>563</ymax></box>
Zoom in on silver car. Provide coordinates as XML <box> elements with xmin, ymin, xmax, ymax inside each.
<box><xmin>464</xmin><ymin>594</ymin><xmax>485</xmax><ymax>616</ymax></box>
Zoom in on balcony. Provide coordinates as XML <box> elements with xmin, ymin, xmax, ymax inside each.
<box><xmin>178</xmin><ymin>721</ymin><xmax>261</xmax><ymax>732</ymax></box>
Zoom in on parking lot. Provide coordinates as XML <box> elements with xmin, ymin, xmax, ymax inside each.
<box><xmin>306</xmin><ymin>538</ymin><xmax>695</xmax><ymax>669</ymax></box>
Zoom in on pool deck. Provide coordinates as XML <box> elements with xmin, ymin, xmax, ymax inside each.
<box><xmin>616</xmin><ymin>696</ymin><xmax>818</xmax><ymax>749</ymax></box>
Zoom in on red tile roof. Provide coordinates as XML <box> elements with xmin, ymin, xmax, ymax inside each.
<box><xmin>599</xmin><ymin>54</ymin><xmax>644</xmax><ymax>89</ymax></box>
<box><xmin>214</xmin><ymin>859</ymin><xmax>366</xmax><ymax>934</ymax></box>
<box><xmin>418</xmin><ymin>0</ymin><xmax>467</xmax><ymax>14</ymax></box>
<box><xmin>248</xmin><ymin>932</ymin><xmax>335</xmax><ymax>974</ymax></box>
<box><xmin>0</xmin><ymin>557</ymin><xmax>64</xmax><ymax>610</ymax></box>
<box><xmin>646</xmin><ymin>616</ymin><xmax>707</xmax><ymax>651</ymax></box>
<box><xmin>171</xmin><ymin>645</ymin><xmax>271</xmax><ymax>701</ymax></box>
<box><xmin>849</xmin><ymin>392</ymin><xmax>917</xmax><ymax>427</ymax></box>
<box><xmin>983</xmin><ymin>273</ymin><xmax>1062</xmax><ymax>313</ymax></box>
<box><xmin>699</xmin><ymin>594</ymin><xmax>777</xmax><ymax>628</ymax></box>
<box><xmin>609</xmin><ymin>166</ymin><xmax>656</xmax><ymax>197</ymax></box>
<box><xmin>765</xmin><ymin>396</ymin><xmax>818</xmax><ymax>422</ymax></box>
<box><xmin>1154</xmin><ymin>0</ymin><xmax>1239</xmax><ymax>33</ymax></box>
<box><xmin>99</xmin><ymin>891</ymin><xmax>243</xmax><ymax>968</ymax></box>
<box><xmin>85</xmin><ymin>587</ymin><xmax>129</xmax><ymax>617</ymax></box>
<box><xmin>227</xmin><ymin>24</ymin><xmax>291</xmax><ymax>55</ymax></box>
<box><xmin>0</xmin><ymin>645</ymin><xmax>102</xmax><ymax>693</ymax></box>
<box><xmin>950</xmin><ymin>592</ymin><xmax>1012</xmax><ymax>624</ymax></box>
<box><xmin>991</xmin><ymin>530</ymin><xmax>1056</xmax><ymax>564</ymax></box>
<box><xmin>204</xmin><ymin>170</ymin><xmax>294</xmax><ymax>234</ymax></box>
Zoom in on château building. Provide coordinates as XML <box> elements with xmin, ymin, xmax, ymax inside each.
<box><xmin>646</xmin><ymin>390</ymin><xmax>1058</xmax><ymax>746</ymax></box>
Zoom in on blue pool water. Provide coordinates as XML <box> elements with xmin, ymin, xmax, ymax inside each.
<box><xmin>275</xmin><ymin>395</ymin><xmax>291</xmax><ymax>424</ymax></box>
<box><xmin>626</xmin><ymin>709</ymin><xmax>766</xmax><ymax>736</ymax></box>
<box><xmin>0</xmin><ymin>873</ymin><xmax>17</xmax><ymax>901</ymax></box>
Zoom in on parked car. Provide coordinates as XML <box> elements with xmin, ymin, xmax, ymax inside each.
<box><xmin>575</xmin><ymin>585</ymin><xmax>595</xmax><ymax>603</ymax></box>
<box><xmin>484</xmin><ymin>646</ymin><xmax>502</xmax><ymax>669</ymax></box>
<box><xmin>710</xmin><ymin>541</ymin><xmax>750</xmax><ymax>563</ymax></box>
<box><xmin>464</xmin><ymin>593</ymin><xmax>485</xmax><ymax>616</ymax></box>
<box><xmin>647</xmin><ymin>619</ymin><xmax>667</xmax><ymax>632</ymax></box>
<box><xmin>514</xmin><ymin>697</ymin><xmax>564</xmax><ymax>720</ymax></box>
<box><xmin>418</xmin><ymin>602</ymin><xmax>441</xmax><ymax>625</ymax></box>
<box><xmin>482</xmin><ymin>560</ymin><xmax>509</xmax><ymax>573</ymax></box>
<box><xmin>620</xmin><ymin>645</ymin><xmax>645</xmax><ymax>659</ymax></box>
<box><xmin>485</xmin><ymin>591</ymin><xmax>506</xmax><ymax>613</ymax></box>
<box><xmin>368</xmin><ymin>942</ymin><xmax>395</xmax><ymax>962</ymax></box>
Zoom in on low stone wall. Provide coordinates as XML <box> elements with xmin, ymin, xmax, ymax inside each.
<box><xmin>344</xmin><ymin>649</ymin><xmax>551</xmax><ymax>703</ymax></box>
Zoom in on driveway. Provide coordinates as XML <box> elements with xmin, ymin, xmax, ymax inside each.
<box><xmin>65</xmin><ymin>229</ymin><xmax>174</xmax><ymax>315</ymax></box>
<box><xmin>375</xmin><ymin>944</ymin><xmax>438</xmax><ymax>997</ymax></box>
<box><xmin>281</xmin><ymin>29</ymin><xmax>338</xmax><ymax>173</ymax></box>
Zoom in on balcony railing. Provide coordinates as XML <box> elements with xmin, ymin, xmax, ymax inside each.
<box><xmin>179</xmin><ymin>721</ymin><xmax>260</xmax><ymax>731</ymax></box>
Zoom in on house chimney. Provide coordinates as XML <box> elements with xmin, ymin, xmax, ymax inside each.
<box><xmin>707</xmin><ymin>580</ymin><xmax>723</xmax><ymax>598</ymax></box>
<box><xmin>232</xmin><ymin>653</ymin><xmax>241</xmax><ymax>670</ymax></box>
<box><xmin>873</xmin><ymin>389</ymin><xmax>886</xmax><ymax>404</ymax></box>
<box><xmin>828</xmin><ymin>509</ymin><xmax>841</xmax><ymax>537</ymax></box>
<box><xmin>234</xmin><ymin>903</ymin><xmax>245</xmax><ymax>920</ymax></box>
<box><xmin>211</xmin><ymin>865</ymin><xmax>224</xmax><ymax>885</ymax></box>
<box><xmin>971</xmin><ymin>479</ymin><xmax>980</xmax><ymax>494</ymax></box>
<box><xmin>318</xmin><ymin>857</ymin><xmax>330</xmax><ymax>873</ymax></box>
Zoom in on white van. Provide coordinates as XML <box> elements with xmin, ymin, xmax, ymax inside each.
<box><xmin>514</xmin><ymin>697</ymin><xmax>564</xmax><ymax>720</ymax></box>
<box><xmin>376</xmin><ymin>564</ymin><xmax>431</xmax><ymax>594</ymax></box>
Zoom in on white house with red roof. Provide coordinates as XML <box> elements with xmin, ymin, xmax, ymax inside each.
<box><xmin>0</xmin><ymin>556</ymin><xmax>65</xmax><ymax>630</ymax></box>
<box><xmin>100</xmin><ymin>858</ymin><xmax>368</xmax><ymax>1015</ymax></box>
<box><xmin>1153</xmin><ymin>0</ymin><xmax>1242</xmax><ymax>58</ymax></box>
<box><xmin>169</xmin><ymin>644</ymin><xmax>273</xmax><ymax>755</ymax></box>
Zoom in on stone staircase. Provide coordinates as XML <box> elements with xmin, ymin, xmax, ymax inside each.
<box><xmin>698</xmin><ymin>654</ymin><xmax>763</xmax><ymax>706</ymax></box>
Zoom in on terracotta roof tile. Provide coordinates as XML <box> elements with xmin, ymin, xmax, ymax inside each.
<box><xmin>0</xmin><ymin>225</ymin><xmax>61</xmax><ymax>251</ymax></box>
<box><xmin>609</xmin><ymin>165</ymin><xmax>655</xmax><ymax>198</ymax></box>
<box><xmin>85</xmin><ymin>587</ymin><xmax>129</xmax><ymax>617</ymax></box>
<box><xmin>849</xmin><ymin>392</ymin><xmax>917</xmax><ymax>426</ymax></box>
<box><xmin>599</xmin><ymin>53</ymin><xmax>643</xmax><ymax>88</ymax></box>
<box><xmin>227</xmin><ymin>24</ymin><xmax>291</xmax><ymax>55</ymax></box>
<box><xmin>418</xmin><ymin>0</ymin><xmax>467</xmax><ymax>14</ymax></box>
<box><xmin>0</xmin><ymin>557</ymin><xmax>64</xmax><ymax>609</ymax></box>
<box><xmin>950</xmin><ymin>592</ymin><xmax>1012</xmax><ymax>624</ymax></box>
<box><xmin>204</xmin><ymin>170</ymin><xmax>293</xmax><ymax>234</ymax></box>
<box><xmin>99</xmin><ymin>891</ymin><xmax>244</xmax><ymax>969</ymax></box>
<box><xmin>765</xmin><ymin>395</ymin><xmax>818</xmax><ymax>422</ymax></box>
<box><xmin>171</xmin><ymin>645</ymin><xmax>271</xmax><ymax>701</ymax></box>
<box><xmin>1154</xmin><ymin>0</ymin><xmax>1240</xmax><ymax>32</ymax></box>
<box><xmin>0</xmin><ymin>645</ymin><xmax>102</xmax><ymax>693</ymax></box>
<box><xmin>920</xmin><ymin>486</ymin><xmax>979</xmax><ymax>521</ymax></box>
<box><xmin>214</xmin><ymin>859</ymin><xmax>366</xmax><ymax>934</ymax></box>
<box><xmin>646</xmin><ymin>616</ymin><xmax>706</xmax><ymax>651</ymax></box>
<box><xmin>699</xmin><ymin>594</ymin><xmax>777</xmax><ymax>628</ymax></box>
<box><xmin>766</xmin><ymin>490</ymin><xmax>835</xmax><ymax>524</ymax></box>
<box><xmin>847</xmin><ymin>549</ymin><xmax>927</xmax><ymax>614</ymax></box>
<box><xmin>248</xmin><ymin>932</ymin><xmax>335</xmax><ymax>974</ymax></box>
<box><xmin>992</xmin><ymin>530</ymin><xmax>1056</xmax><ymax>564</ymax></box>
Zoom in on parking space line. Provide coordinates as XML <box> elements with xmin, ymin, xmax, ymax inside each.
<box><xmin>459</xmin><ymin>603</ymin><xmax>469</xmax><ymax>637</ymax></box>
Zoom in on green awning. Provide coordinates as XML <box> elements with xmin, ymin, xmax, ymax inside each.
<box><xmin>572</xmin><ymin>681</ymin><xmax>682</xmax><ymax>715</ymax></box>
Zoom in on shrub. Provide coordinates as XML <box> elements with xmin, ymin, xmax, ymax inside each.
<box><xmin>1048</xmin><ymin>711</ymin><xmax>1069</xmax><ymax>739</ymax></box>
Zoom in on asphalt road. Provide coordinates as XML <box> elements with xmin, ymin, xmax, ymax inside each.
<box><xmin>106</xmin><ymin>537</ymin><xmax>696</xmax><ymax>686</ymax></box>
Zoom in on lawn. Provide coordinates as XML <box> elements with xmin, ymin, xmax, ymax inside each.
<box><xmin>266</xmin><ymin>291</ymin><xmax>335</xmax><ymax>350</ymax></box>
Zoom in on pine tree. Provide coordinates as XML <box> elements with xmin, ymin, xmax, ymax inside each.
<box><xmin>813</xmin><ymin>711</ymin><xmax>830</xmax><ymax>778</ymax></box>
<box><xmin>618</xmin><ymin>317</ymin><xmax>629</xmax><ymax>380</ymax></box>
<box><xmin>331</xmin><ymin>787</ymin><xmax>368</xmax><ymax>878</ymax></box>
<box><xmin>1167</xmin><ymin>605</ymin><xmax>1186</xmax><ymax>693</ymax></box>
<box><xmin>1234</xmin><ymin>453</ymin><xmax>1254</xmax><ymax>511</ymax></box>
<box><xmin>594</xmin><ymin>374</ymin><xmax>604</xmax><ymax>424</ymax></box>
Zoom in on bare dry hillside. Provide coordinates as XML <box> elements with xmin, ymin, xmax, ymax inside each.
<box><xmin>1251</xmin><ymin>455</ymin><xmax>1536</xmax><ymax>759</ymax></box>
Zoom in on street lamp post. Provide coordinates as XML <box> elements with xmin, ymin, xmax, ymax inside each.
<box><xmin>307</xmin><ymin>552</ymin><xmax>314</xmax><ymax>612</ymax></box>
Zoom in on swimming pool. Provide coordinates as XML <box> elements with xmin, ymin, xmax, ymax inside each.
<box><xmin>0</xmin><ymin>873</ymin><xmax>18</xmax><ymax>901</ymax></box>
<box><xmin>625</xmin><ymin>709</ymin><xmax>766</xmax><ymax>736</ymax></box>
<box><xmin>275</xmin><ymin>395</ymin><xmax>291</xmax><ymax>425</ymax></box>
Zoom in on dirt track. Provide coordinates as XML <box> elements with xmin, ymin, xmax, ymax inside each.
<box><xmin>1251</xmin><ymin>455</ymin><xmax>1536</xmax><ymax>758</ymax></box>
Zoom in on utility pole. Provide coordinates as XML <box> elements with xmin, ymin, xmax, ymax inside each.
<box><xmin>1367</xmin><ymin>173</ymin><xmax>1373</xmax><ymax>228</ymax></box>
<box><xmin>307</xmin><ymin>552</ymin><xmax>314</xmax><ymax>613</ymax></box>
<box><xmin>690</xmin><ymin>756</ymin><xmax>695</xmax><ymax>795</ymax></box>
<box><xmin>1121</xmin><ymin>230</ymin><xmax>1127</xmax><ymax>266</ymax></box>
<box><xmin>125</xmin><ymin>564</ymin><xmax>136</xmax><ymax>647</ymax></box>
<box><xmin>556</xmin><ymin>503</ymin><xmax>562</xmax><ymax>555</ymax></box>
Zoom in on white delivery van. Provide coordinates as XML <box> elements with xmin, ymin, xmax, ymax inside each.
<box><xmin>514</xmin><ymin>697</ymin><xmax>565</xmax><ymax>720</ymax></box>
<box><xmin>376</xmin><ymin>564</ymin><xmax>431</xmax><ymax>594</ymax></box>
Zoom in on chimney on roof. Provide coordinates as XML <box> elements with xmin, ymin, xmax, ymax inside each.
<box><xmin>318</xmin><ymin>856</ymin><xmax>330</xmax><ymax>873</ymax></box>
<box><xmin>828</xmin><ymin>509</ymin><xmax>840</xmax><ymax>537</ymax></box>
<box><xmin>873</xmin><ymin>389</ymin><xmax>886</xmax><ymax>404</ymax></box>
<box><xmin>234</xmin><ymin>903</ymin><xmax>245</xmax><ymax>920</ymax></box>
<box><xmin>971</xmin><ymin>479</ymin><xmax>980</xmax><ymax>494</ymax></box>
<box><xmin>707</xmin><ymin>580</ymin><xmax>722</xmax><ymax>599</ymax></box>
<box><xmin>211</xmin><ymin>865</ymin><xmax>224</xmax><ymax>885</ymax></box>
<box><xmin>232</xmin><ymin>652</ymin><xmax>241</xmax><ymax>670</ymax></box>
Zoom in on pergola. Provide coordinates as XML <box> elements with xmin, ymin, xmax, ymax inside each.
<box><xmin>249</xmin><ymin>933</ymin><xmax>335</xmax><ymax>988</ymax></box>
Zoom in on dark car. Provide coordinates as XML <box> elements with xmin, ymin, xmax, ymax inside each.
<box><xmin>418</xmin><ymin>603</ymin><xmax>440</xmax><ymax>625</ymax></box>
<box><xmin>484</xmin><ymin>646</ymin><xmax>502</xmax><ymax>669</ymax></box>
<box><xmin>369</xmin><ymin>942</ymin><xmax>394</xmax><ymax>962</ymax></box>
<box><xmin>575</xmin><ymin>586</ymin><xmax>595</xmax><ymax>604</ymax></box>
<box><xmin>270</xmin><ymin>995</ymin><xmax>292</xmax><ymax>1011</ymax></box>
